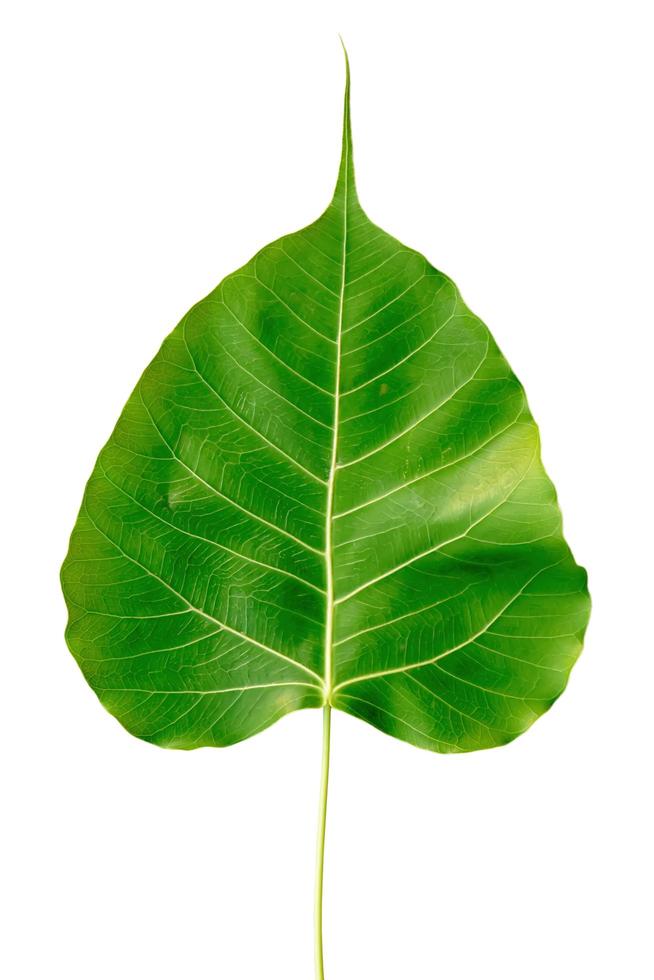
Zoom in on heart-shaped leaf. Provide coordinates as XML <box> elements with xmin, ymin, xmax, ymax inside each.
<box><xmin>61</xmin><ymin>50</ymin><xmax>590</xmax><ymax>979</ymax></box>
<box><xmin>62</xmin><ymin>58</ymin><xmax>589</xmax><ymax>756</ymax></box>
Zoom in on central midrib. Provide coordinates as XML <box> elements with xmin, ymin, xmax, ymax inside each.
<box><xmin>323</xmin><ymin>134</ymin><xmax>349</xmax><ymax>703</ymax></box>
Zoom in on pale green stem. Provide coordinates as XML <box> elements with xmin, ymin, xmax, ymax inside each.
<box><xmin>314</xmin><ymin>704</ymin><xmax>332</xmax><ymax>980</ymax></box>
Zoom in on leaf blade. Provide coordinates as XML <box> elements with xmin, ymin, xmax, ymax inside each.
<box><xmin>61</xmin><ymin>57</ymin><xmax>590</xmax><ymax>752</ymax></box>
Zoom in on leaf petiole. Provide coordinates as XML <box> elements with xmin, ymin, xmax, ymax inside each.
<box><xmin>314</xmin><ymin>704</ymin><xmax>332</xmax><ymax>980</ymax></box>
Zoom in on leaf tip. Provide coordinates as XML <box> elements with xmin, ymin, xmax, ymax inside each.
<box><xmin>333</xmin><ymin>35</ymin><xmax>357</xmax><ymax>208</ymax></box>
<box><xmin>338</xmin><ymin>34</ymin><xmax>350</xmax><ymax>77</ymax></box>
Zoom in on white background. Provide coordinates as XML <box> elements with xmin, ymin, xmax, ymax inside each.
<box><xmin>2</xmin><ymin>1</ymin><xmax>652</xmax><ymax>977</ymax></box>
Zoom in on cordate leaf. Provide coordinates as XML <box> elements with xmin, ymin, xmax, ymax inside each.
<box><xmin>61</xmin><ymin>52</ymin><xmax>589</xmax><ymax>757</ymax></box>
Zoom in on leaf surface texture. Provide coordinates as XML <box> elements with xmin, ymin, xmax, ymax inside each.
<box><xmin>61</xmin><ymin>66</ymin><xmax>589</xmax><ymax>753</ymax></box>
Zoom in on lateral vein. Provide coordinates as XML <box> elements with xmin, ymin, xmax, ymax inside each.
<box><xmin>83</xmin><ymin>504</ymin><xmax>323</xmax><ymax>684</ymax></box>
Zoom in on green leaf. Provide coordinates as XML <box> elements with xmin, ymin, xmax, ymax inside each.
<box><xmin>61</xmin><ymin>54</ymin><xmax>589</xmax><ymax>757</ymax></box>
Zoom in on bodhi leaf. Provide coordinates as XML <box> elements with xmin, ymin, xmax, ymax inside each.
<box><xmin>61</xmin><ymin>57</ymin><xmax>589</xmax><ymax>756</ymax></box>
